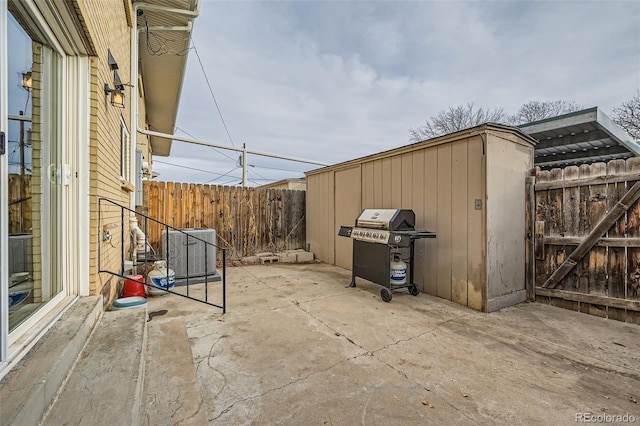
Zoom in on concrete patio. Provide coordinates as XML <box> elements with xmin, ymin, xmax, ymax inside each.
<box><xmin>3</xmin><ymin>262</ymin><xmax>639</xmax><ymax>425</ymax></box>
<box><xmin>151</xmin><ymin>262</ymin><xmax>640</xmax><ymax>424</ymax></box>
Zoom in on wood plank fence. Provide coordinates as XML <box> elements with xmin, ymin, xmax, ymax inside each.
<box><xmin>138</xmin><ymin>181</ymin><xmax>306</xmax><ymax>259</ymax></box>
<box><xmin>527</xmin><ymin>158</ymin><xmax>640</xmax><ymax>323</ymax></box>
<box><xmin>8</xmin><ymin>175</ymin><xmax>31</xmax><ymax>234</ymax></box>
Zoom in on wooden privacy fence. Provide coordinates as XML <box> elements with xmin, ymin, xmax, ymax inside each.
<box><xmin>138</xmin><ymin>181</ymin><xmax>306</xmax><ymax>259</ymax></box>
<box><xmin>527</xmin><ymin>157</ymin><xmax>640</xmax><ymax>323</ymax></box>
<box><xmin>8</xmin><ymin>175</ymin><xmax>31</xmax><ymax>234</ymax></box>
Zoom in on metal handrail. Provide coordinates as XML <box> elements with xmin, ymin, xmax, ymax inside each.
<box><xmin>98</xmin><ymin>197</ymin><xmax>226</xmax><ymax>313</ymax></box>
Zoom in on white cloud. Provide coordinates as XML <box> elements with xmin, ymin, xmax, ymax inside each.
<box><xmin>161</xmin><ymin>0</ymin><xmax>640</xmax><ymax>185</ymax></box>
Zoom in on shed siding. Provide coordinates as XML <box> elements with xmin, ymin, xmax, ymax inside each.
<box><xmin>436</xmin><ymin>144</ymin><xmax>453</xmax><ymax>300</ymax></box>
<box><xmin>307</xmin><ymin>126</ymin><xmax>532</xmax><ymax>312</ymax></box>
<box><xmin>485</xmin><ymin>133</ymin><xmax>532</xmax><ymax>311</ymax></box>
<box><xmin>467</xmin><ymin>138</ymin><xmax>486</xmax><ymax>311</ymax></box>
<box><xmin>334</xmin><ymin>166</ymin><xmax>361</xmax><ymax>269</ymax></box>
<box><xmin>306</xmin><ymin>172</ymin><xmax>333</xmax><ymax>263</ymax></box>
<box><xmin>423</xmin><ymin>149</ymin><xmax>439</xmax><ymax>295</ymax></box>
<box><xmin>327</xmin><ymin>136</ymin><xmax>485</xmax><ymax>299</ymax></box>
<box><xmin>451</xmin><ymin>141</ymin><xmax>469</xmax><ymax>306</ymax></box>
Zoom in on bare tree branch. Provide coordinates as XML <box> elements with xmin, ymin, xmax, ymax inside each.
<box><xmin>408</xmin><ymin>103</ymin><xmax>508</xmax><ymax>142</ymax></box>
<box><xmin>509</xmin><ymin>100</ymin><xmax>583</xmax><ymax>125</ymax></box>
<box><xmin>612</xmin><ymin>91</ymin><xmax>640</xmax><ymax>139</ymax></box>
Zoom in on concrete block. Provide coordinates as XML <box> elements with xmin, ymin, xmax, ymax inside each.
<box><xmin>255</xmin><ymin>252</ymin><xmax>274</xmax><ymax>258</ymax></box>
<box><xmin>278</xmin><ymin>252</ymin><xmax>297</xmax><ymax>263</ymax></box>
<box><xmin>296</xmin><ymin>251</ymin><xmax>314</xmax><ymax>263</ymax></box>
<box><xmin>260</xmin><ymin>256</ymin><xmax>279</xmax><ymax>264</ymax></box>
<box><xmin>241</xmin><ymin>256</ymin><xmax>259</xmax><ymax>264</ymax></box>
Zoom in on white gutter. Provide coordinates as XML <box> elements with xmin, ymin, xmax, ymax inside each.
<box><xmin>131</xmin><ymin>0</ymin><xmax>200</xmax><ymax>208</ymax></box>
<box><xmin>131</xmin><ymin>0</ymin><xmax>329</xmax><ymax>189</ymax></box>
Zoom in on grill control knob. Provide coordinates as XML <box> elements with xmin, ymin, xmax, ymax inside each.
<box><xmin>365</xmin><ymin>232</ymin><xmax>371</xmax><ymax>238</ymax></box>
<box><xmin>372</xmin><ymin>233</ymin><xmax>378</xmax><ymax>238</ymax></box>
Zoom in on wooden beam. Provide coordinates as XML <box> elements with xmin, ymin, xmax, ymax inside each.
<box><xmin>541</xmin><ymin>181</ymin><xmax>640</xmax><ymax>288</ymax></box>
<box><xmin>533</xmin><ymin>130</ymin><xmax>609</xmax><ymax>150</ymax></box>
<box><xmin>534</xmin><ymin>171</ymin><xmax>640</xmax><ymax>191</ymax></box>
<box><xmin>544</xmin><ymin>236</ymin><xmax>640</xmax><ymax>247</ymax></box>
<box><xmin>537</xmin><ymin>145</ymin><xmax>629</xmax><ymax>164</ymax></box>
<box><xmin>535</xmin><ymin>287</ymin><xmax>640</xmax><ymax>312</ymax></box>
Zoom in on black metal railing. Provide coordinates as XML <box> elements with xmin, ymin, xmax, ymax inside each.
<box><xmin>98</xmin><ymin>197</ymin><xmax>226</xmax><ymax>313</ymax></box>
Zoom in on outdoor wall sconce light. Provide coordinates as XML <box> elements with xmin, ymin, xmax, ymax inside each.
<box><xmin>105</xmin><ymin>49</ymin><xmax>126</xmax><ymax>107</ymax></box>
<box><xmin>21</xmin><ymin>71</ymin><xmax>32</xmax><ymax>91</ymax></box>
<box><xmin>104</xmin><ymin>83</ymin><xmax>125</xmax><ymax>108</ymax></box>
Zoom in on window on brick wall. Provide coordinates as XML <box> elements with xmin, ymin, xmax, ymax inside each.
<box><xmin>120</xmin><ymin>118</ymin><xmax>130</xmax><ymax>181</ymax></box>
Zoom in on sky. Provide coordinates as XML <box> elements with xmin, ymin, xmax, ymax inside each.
<box><xmin>156</xmin><ymin>0</ymin><xmax>640</xmax><ymax>186</ymax></box>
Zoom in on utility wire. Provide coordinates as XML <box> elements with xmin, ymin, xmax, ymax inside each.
<box><xmin>250</xmin><ymin>163</ymin><xmax>308</xmax><ymax>173</ymax></box>
<box><xmin>204</xmin><ymin>167</ymin><xmax>240</xmax><ymax>184</ymax></box>
<box><xmin>154</xmin><ymin>159</ymin><xmax>241</xmax><ymax>178</ymax></box>
<box><xmin>192</xmin><ymin>40</ymin><xmax>236</xmax><ymax>147</ymax></box>
<box><xmin>173</xmin><ymin>126</ymin><xmax>237</xmax><ymax>162</ymax></box>
<box><xmin>246</xmin><ymin>167</ymin><xmax>268</xmax><ymax>182</ymax></box>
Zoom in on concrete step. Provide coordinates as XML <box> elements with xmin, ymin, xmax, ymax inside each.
<box><xmin>0</xmin><ymin>296</ymin><xmax>102</xmax><ymax>426</ymax></box>
<box><xmin>139</xmin><ymin>316</ymin><xmax>208</xmax><ymax>425</ymax></box>
<box><xmin>42</xmin><ymin>306</ymin><xmax>147</xmax><ymax>425</ymax></box>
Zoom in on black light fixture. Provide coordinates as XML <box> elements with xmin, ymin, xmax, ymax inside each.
<box><xmin>104</xmin><ymin>83</ymin><xmax>125</xmax><ymax>108</ymax></box>
<box><xmin>107</xmin><ymin>49</ymin><xmax>118</xmax><ymax>70</ymax></box>
<box><xmin>21</xmin><ymin>71</ymin><xmax>32</xmax><ymax>91</ymax></box>
<box><xmin>105</xmin><ymin>49</ymin><xmax>125</xmax><ymax>108</ymax></box>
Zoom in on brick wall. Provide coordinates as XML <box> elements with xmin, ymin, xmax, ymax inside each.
<box><xmin>81</xmin><ymin>0</ymin><xmax>134</xmax><ymax>301</ymax></box>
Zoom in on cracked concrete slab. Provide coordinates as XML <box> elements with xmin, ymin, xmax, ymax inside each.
<box><xmin>141</xmin><ymin>316</ymin><xmax>208</xmax><ymax>426</ymax></box>
<box><xmin>41</xmin><ymin>307</ymin><xmax>146</xmax><ymax>426</ymax></box>
<box><xmin>0</xmin><ymin>296</ymin><xmax>102</xmax><ymax>426</ymax></box>
<box><xmin>145</xmin><ymin>263</ymin><xmax>640</xmax><ymax>425</ymax></box>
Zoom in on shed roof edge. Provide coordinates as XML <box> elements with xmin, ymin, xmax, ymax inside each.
<box><xmin>306</xmin><ymin>123</ymin><xmax>536</xmax><ymax>176</ymax></box>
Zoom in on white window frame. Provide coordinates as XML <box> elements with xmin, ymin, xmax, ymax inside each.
<box><xmin>0</xmin><ymin>0</ymin><xmax>89</xmax><ymax>377</ymax></box>
<box><xmin>1</xmin><ymin>0</ymin><xmax>10</xmax><ymax>369</ymax></box>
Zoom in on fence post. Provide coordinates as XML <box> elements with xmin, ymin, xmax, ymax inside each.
<box><xmin>525</xmin><ymin>174</ymin><xmax>536</xmax><ymax>301</ymax></box>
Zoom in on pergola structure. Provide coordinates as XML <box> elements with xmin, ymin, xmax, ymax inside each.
<box><xmin>519</xmin><ymin>107</ymin><xmax>640</xmax><ymax>169</ymax></box>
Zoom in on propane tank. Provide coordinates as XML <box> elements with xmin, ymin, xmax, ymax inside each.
<box><xmin>147</xmin><ymin>260</ymin><xmax>175</xmax><ymax>296</ymax></box>
<box><xmin>390</xmin><ymin>254</ymin><xmax>407</xmax><ymax>285</ymax></box>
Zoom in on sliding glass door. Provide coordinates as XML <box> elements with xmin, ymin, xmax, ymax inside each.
<box><xmin>3</xmin><ymin>4</ymin><xmax>64</xmax><ymax>341</ymax></box>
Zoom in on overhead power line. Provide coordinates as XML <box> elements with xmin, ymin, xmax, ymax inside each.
<box><xmin>174</xmin><ymin>126</ymin><xmax>237</xmax><ymax>162</ymax></box>
<box><xmin>192</xmin><ymin>40</ymin><xmax>236</xmax><ymax>147</ymax></box>
<box><xmin>154</xmin><ymin>159</ymin><xmax>238</xmax><ymax>178</ymax></box>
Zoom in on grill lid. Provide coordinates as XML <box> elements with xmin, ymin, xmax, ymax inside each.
<box><xmin>355</xmin><ymin>209</ymin><xmax>415</xmax><ymax>231</ymax></box>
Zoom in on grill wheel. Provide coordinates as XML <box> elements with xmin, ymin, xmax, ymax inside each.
<box><xmin>408</xmin><ymin>284</ymin><xmax>419</xmax><ymax>296</ymax></box>
<box><xmin>380</xmin><ymin>287</ymin><xmax>392</xmax><ymax>302</ymax></box>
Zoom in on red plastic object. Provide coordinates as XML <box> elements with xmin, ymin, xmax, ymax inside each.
<box><xmin>123</xmin><ymin>274</ymin><xmax>146</xmax><ymax>298</ymax></box>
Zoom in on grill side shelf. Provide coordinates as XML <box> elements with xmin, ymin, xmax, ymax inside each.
<box><xmin>338</xmin><ymin>226</ymin><xmax>353</xmax><ymax>237</ymax></box>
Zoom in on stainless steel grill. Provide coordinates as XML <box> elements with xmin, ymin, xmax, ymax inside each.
<box><xmin>338</xmin><ymin>209</ymin><xmax>436</xmax><ymax>302</ymax></box>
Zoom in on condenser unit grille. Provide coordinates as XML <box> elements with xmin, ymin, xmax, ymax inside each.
<box><xmin>161</xmin><ymin>229</ymin><xmax>217</xmax><ymax>279</ymax></box>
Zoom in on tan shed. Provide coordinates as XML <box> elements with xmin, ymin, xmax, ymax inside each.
<box><xmin>305</xmin><ymin>123</ymin><xmax>536</xmax><ymax>312</ymax></box>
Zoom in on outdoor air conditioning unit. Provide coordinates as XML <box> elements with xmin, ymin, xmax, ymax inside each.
<box><xmin>161</xmin><ymin>229</ymin><xmax>217</xmax><ymax>279</ymax></box>
<box><xmin>9</xmin><ymin>234</ymin><xmax>33</xmax><ymax>275</ymax></box>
